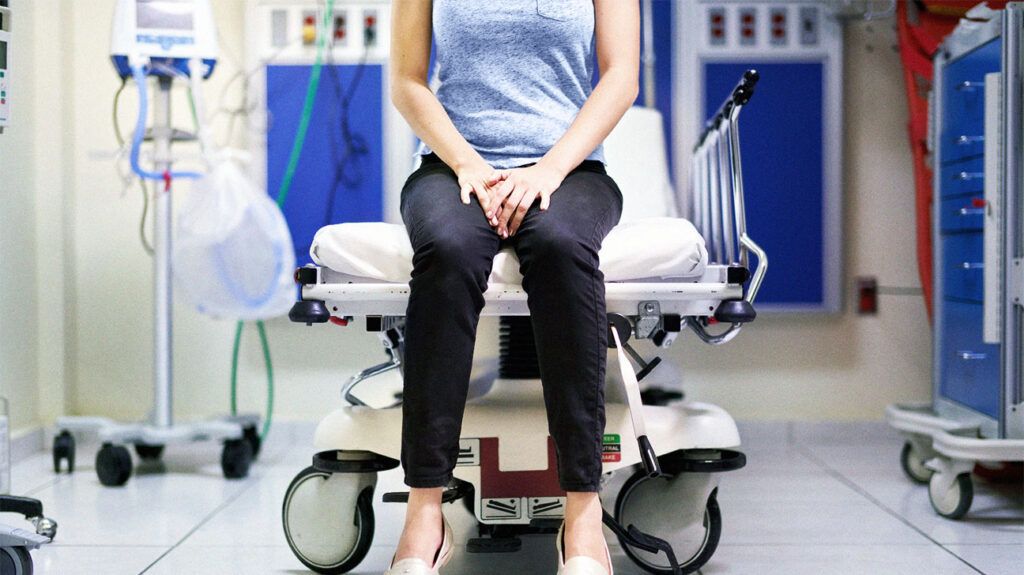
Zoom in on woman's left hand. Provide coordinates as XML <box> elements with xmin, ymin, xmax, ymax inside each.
<box><xmin>491</xmin><ymin>162</ymin><xmax>567</xmax><ymax>238</ymax></box>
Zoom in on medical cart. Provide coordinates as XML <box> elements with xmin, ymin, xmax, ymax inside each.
<box><xmin>887</xmin><ymin>3</ymin><xmax>1024</xmax><ymax>520</ymax></box>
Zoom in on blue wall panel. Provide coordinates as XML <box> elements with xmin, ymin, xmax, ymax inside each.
<box><xmin>704</xmin><ymin>61</ymin><xmax>825</xmax><ymax>307</ymax></box>
<box><xmin>267</xmin><ymin>64</ymin><xmax>384</xmax><ymax>266</ymax></box>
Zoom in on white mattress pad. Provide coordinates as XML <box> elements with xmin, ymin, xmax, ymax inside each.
<box><xmin>310</xmin><ymin>217</ymin><xmax>708</xmax><ymax>284</ymax></box>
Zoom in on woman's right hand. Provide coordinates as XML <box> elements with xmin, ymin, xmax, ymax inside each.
<box><xmin>456</xmin><ymin>161</ymin><xmax>508</xmax><ymax>227</ymax></box>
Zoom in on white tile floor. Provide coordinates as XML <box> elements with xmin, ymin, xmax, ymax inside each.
<box><xmin>8</xmin><ymin>421</ymin><xmax>1023</xmax><ymax>575</ymax></box>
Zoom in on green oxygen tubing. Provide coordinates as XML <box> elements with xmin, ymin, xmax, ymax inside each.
<box><xmin>231</xmin><ymin>0</ymin><xmax>337</xmax><ymax>440</ymax></box>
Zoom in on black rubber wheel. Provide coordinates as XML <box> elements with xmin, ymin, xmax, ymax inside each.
<box><xmin>243</xmin><ymin>424</ymin><xmax>262</xmax><ymax>460</ymax></box>
<box><xmin>900</xmin><ymin>442</ymin><xmax>933</xmax><ymax>485</ymax></box>
<box><xmin>134</xmin><ymin>443</ymin><xmax>165</xmax><ymax>461</ymax></box>
<box><xmin>0</xmin><ymin>546</ymin><xmax>34</xmax><ymax>575</ymax></box>
<box><xmin>221</xmin><ymin>438</ymin><xmax>254</xmax><ymax>479</ymax></box>
<box><xmin>52</xmin><ymin>430</ymin><xmax>76</xmax><ymax>474</ymax></box>
<box><xmin>283</xmin><ymin>466</ymin><xmax>376</xmax><ymax>574</ymax></box>
<box><xmin>95</xmin><ymin>443</ymin><xmax>133</xmax><ymax>487</ymax></box>
<box><xmin>929</xmin><ymin>473</ymin><xmax>974</xmax><ymax>520</ymax></box>
<box><xmin>615</xmin><ymin>471</ymin><xmax>722</xmax><ymax>575</ymax></box>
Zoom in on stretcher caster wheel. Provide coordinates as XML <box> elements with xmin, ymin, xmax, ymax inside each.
<box><xmin>929</xmin><ymin>472</ymin><xmax>973</xmax><ymax>520</ymax></box>
<box><xmin>96</xmin><ymin>443</ymin><xmax>133</xmax><ymax>487</ymax></box>
<box><xmin>283</xmin><ymin>466</ymin><xmax>375</xmax><ymax>574</ymax></box>
<box><xmin>0</xmin><ymin>546</ymin><xmax>34</xmax><ymax>575</ymax></box>
<box><xmin>221</xmin><ymin>439</ymin><xmax>254</xmax><ymax>479</ymax></box>
<box><xmin>900</xmin><ymin>442</ymin><xmax>933</xmax><ymax>485</ymax></box>
<box><xmin>52</xmin><ymin>430</ymin><xmax>75</xmax><ymax>474</ymax></box>
<box><xmin>243</xmin><ymin>424</ymin><xmax>262</xmax><ymax>460</ymax></box>
<box><xmin>615</xmin><ymin>473</ymin><xmax>721</xmax><ymax>575</ymax></box>
<box><xmin>134</xmin><ymin>443</ymin><xmax>165</xmax><ymax>461</ymax></box>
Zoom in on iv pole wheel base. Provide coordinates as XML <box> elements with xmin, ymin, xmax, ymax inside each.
<box><xmin>0</xmin><ymin>546</ymin><xmax>34</xmax><ymax>575</ymax></box>
<box><xmin>52</xmin><ymin>430</ymin><xmax>76</xmax><ymax>474</ymax></box>
<box><xmin>221</xmin><ymin>439</ymin><xmax>254</xmax><ymax>479</ymax></box>
<box><xmin>929</xmin><ymin>473</ymin><xmax>973</xmax><ymax>520</ymax></box>
<box><xmin>134</xmin><ymin>443</ymin><xmax>166</xmax><ymax>461</ymax></box>
<box><xmin>900</xmin><ymin>442</ymin><xmax>933</xmax><ymax>485</ymax></box>
<box><xmin>243</xmin><ymin>424</ymin><xmax>262</xmax><ymax>460</ymax></box>
<box><xmin>96</xmin><ymin>443</ymin><xmax>133</xmax><ymax>487</ymax></box>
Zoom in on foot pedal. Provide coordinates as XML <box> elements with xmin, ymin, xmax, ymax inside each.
<box><xmin>467</xmin><ymin>536</ymin><xmax>522</xmax><ymax>554</ymax></box>
<box><xmin>641</xmin><ymin>387</ymin><xmax>685</xmax><ymax>406</ymax></box>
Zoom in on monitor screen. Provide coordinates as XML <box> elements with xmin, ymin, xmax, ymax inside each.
<box><xmin>137</xmin><ymin>0</ymin><xmax>195</xmax><ymax>31</ymax></box>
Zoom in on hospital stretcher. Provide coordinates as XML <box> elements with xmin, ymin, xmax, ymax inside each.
<box><xmin>282</xmin><ymin>71</ymin><xmax>765</xmax><ymax>575</ymax></box>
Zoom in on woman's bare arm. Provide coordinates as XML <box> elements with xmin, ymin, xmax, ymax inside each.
<box><xmin>493</xmin><ymin>0</ymin><xmax>640</xmax><ymax>237</ymax></box>
<box><xmin>543</xmin><ymin>0</ymin><xmax>641</xmax><ymax>177</ymax></box>
<box><xmin>389</xmin><ymin>0</ymin><xmax>503</xmax><ymax>218</ymax></box>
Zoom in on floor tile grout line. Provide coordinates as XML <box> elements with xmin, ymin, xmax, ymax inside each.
<box><xmin>796</xmin><ymin>445</ymin><xmax>988</xmax><ymax>575</ymax></box>
<box><xmin>136</xmin><ymin>476</ymin><xmax>262</xmax><ymax>575</ymax></box>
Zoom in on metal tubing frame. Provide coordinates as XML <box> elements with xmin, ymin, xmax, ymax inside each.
<box><xmin>1003</xmin><ymin>4</ymin><xmax>1024</xmax><ymax>438</ymax></box>
<box><xmin>153</xmin><ymin>77</ymin><xmax>174</xmax><ymax>429</ymax></box>
<box><xmin>689</xmin><ymin>75</ymin><xmax>767</xmax><ymax>306</ymax></box>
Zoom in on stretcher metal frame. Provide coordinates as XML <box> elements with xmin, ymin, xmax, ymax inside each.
<box><xmin>291</xmin><ymin>70</ymin><xmax>767</xmax><ymax>343</ymax></box>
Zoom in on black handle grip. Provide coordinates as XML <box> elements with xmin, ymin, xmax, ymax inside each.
<box><xmin>0</xmin><ymin>495</ymin><xmax>44</xmax><ymax>520</ymax></box>
<box><xmin>695</xmin><ymin>69</ymin><xmax>760</xmax><ymax>150</ymax></box>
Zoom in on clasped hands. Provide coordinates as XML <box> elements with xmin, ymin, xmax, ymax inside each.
<box><xmin>457</xmin><ymin>160</ymin><xmax>566</xmax><ymax>239</ymax></box>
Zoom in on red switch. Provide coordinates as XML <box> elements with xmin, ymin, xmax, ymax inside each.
<box><xmin>856</xmin><ymin>277</ymin><xmax>878</xmax><ymax>315</ymax></box>
<box><xmin>972</xmin><ymin>197</ymin><xmax>987</xmax><ymax>208</ymax></box>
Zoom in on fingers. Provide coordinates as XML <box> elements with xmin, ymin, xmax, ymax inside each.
<box><xmin>485</xmin><ymin>170</ymin><xmax>508</xmax><ymax>188</ymax></box>
<box><xmin>473</xmin><ymin>182</ymin><xmax>492</xmax><ymax>213</ymax></box>
<box><xmin>508</xmin><ymin>190</ymin><xmax>538</xmax><ymax>236</ymax></box>
<box><xmin>539</xmin><ymin>190</ymin><xmax>551</xmax><ymax>211</ymax></box>
<box><xmin>459</xmin><ymin>182</ymin><xmax>472</xmax><ymax>205</ymax></box>
<box><xmin>497</xmin><ymin>184</ymin><xmax>522</xmax><ymax>234</ymax></box>
<box><xmin>488</xmin><ymin>178</ymin><xmax>515</xmax><ymax>219</ymax></box>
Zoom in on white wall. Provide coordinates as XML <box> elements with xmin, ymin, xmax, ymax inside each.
<box><xmin>0</xmin><ymin>0</ymin><xmax>72</xmax><ymax>434</ymax></box>
<box><xmin>28</xmin><ymin>7</ymin><xmax>929</xmax><ymax>430</ymax></box>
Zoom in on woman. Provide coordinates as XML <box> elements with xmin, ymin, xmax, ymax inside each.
<box><xmin>387</xmin><ymin>1</ymin><xmax>639</xmax><ymax>574</ymax></box>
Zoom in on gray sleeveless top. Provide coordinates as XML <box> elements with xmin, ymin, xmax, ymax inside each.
<box><xmin>418</xmin><ymin>0</ymin><xmax>604</xmax><ymax>169</ymax></box>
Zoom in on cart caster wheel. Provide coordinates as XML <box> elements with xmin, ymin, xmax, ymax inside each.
<box><xmin>615</xmin><ymin>471</ymin><xmax>721</xmax><ymax>574</ymax></box>
<box><xmin>221</xmin><ymin>439</ymin><xmax>254</xmax><ymax>479</ymax></box>
<box><xmin>929</xmin><ymin>472</ymin><xmax>973</xmax><ymax>520</ymax></box>
<box><xmin>96</xmin><ymin>443</ymin><xmax>133</xmax><ymax>487</ymax></box>
<box><xmin>900</xmin><ymin>442</ymin><xmax>933</xmax><ymax>485</ymax></box>
<box><xmin>243</xmin><ymin>424</ymin><xmax>262</xmax><ymax>460</ymax></box>
<box><xmin>52</xmin><ymin>430</ymin><xmax>75</xmax><ymax>474</ymax></box>
<box><xmin>283</xmin><ymin>466</ymin><xmax>375</xmax><ymax>574</ymax></box>
<box><xmin>134</xmin><ymin>443</ymin><xmax>165</xmax><ymax>461</ymax></box>
<box><xmin>0</xmin><ymin>546</ymin><xmax>34</xmax><ymax>575</ymax></box>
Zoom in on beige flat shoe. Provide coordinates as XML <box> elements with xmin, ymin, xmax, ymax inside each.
<box><xmin>385</xmin><ymin>514</ymin><xmax>454</xmax><ymax>575</ymax></box>
<box><xmin>556</xmin><ymin>520</ymin><xmax>613</xmax><ymax>575</ymax></box>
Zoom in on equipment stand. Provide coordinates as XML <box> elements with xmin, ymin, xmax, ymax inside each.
<box><xmin>53</xmin><ymin>77</ymin><xmax>260</xmax><ymax>487</ymax></box>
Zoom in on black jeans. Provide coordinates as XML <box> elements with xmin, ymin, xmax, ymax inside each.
<box><xmin>398</xmin><ymin>154</ymin><xmax>623</xmax><ymax>493</ymax></box>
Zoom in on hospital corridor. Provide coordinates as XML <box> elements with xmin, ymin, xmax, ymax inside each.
<box><xmin>0</xmin><ymin>1</ymin><xmax>1022</xmax><ymax>574</ymax></box>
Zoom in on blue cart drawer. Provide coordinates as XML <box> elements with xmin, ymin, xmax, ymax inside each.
<box><xmin>939</xmin><ymin>196</ymin><xmax>986</xmax><ymax>233</ymax></box>
<box><xmin>942</xmin><ymin>232</ymin><xmax>985</xmax><ymax>303</ymax></box>
<box><xmin>938</xmin><ymin>300</ymin><xmax>1001</xmax><ymax>419</ymax></box>
<box><xmin>939</xmin><ymin>160</ymin><xmax>985</xmax><ymax>199</ymax></box>
<box><xmin>939</xmin><ymin>130</ymin><xmax>985</xmax><ymax>164</ymax></box>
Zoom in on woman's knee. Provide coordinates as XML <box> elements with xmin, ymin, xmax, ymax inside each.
<box><xmin>412</xmin><ymin>233</ymin><xmax>492</xmax><ymax>289</ymax></box>
<box><xmin>521</xmin><ymin>222</ymin><xmax>596</xmax><ymax>271</ymax></box>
